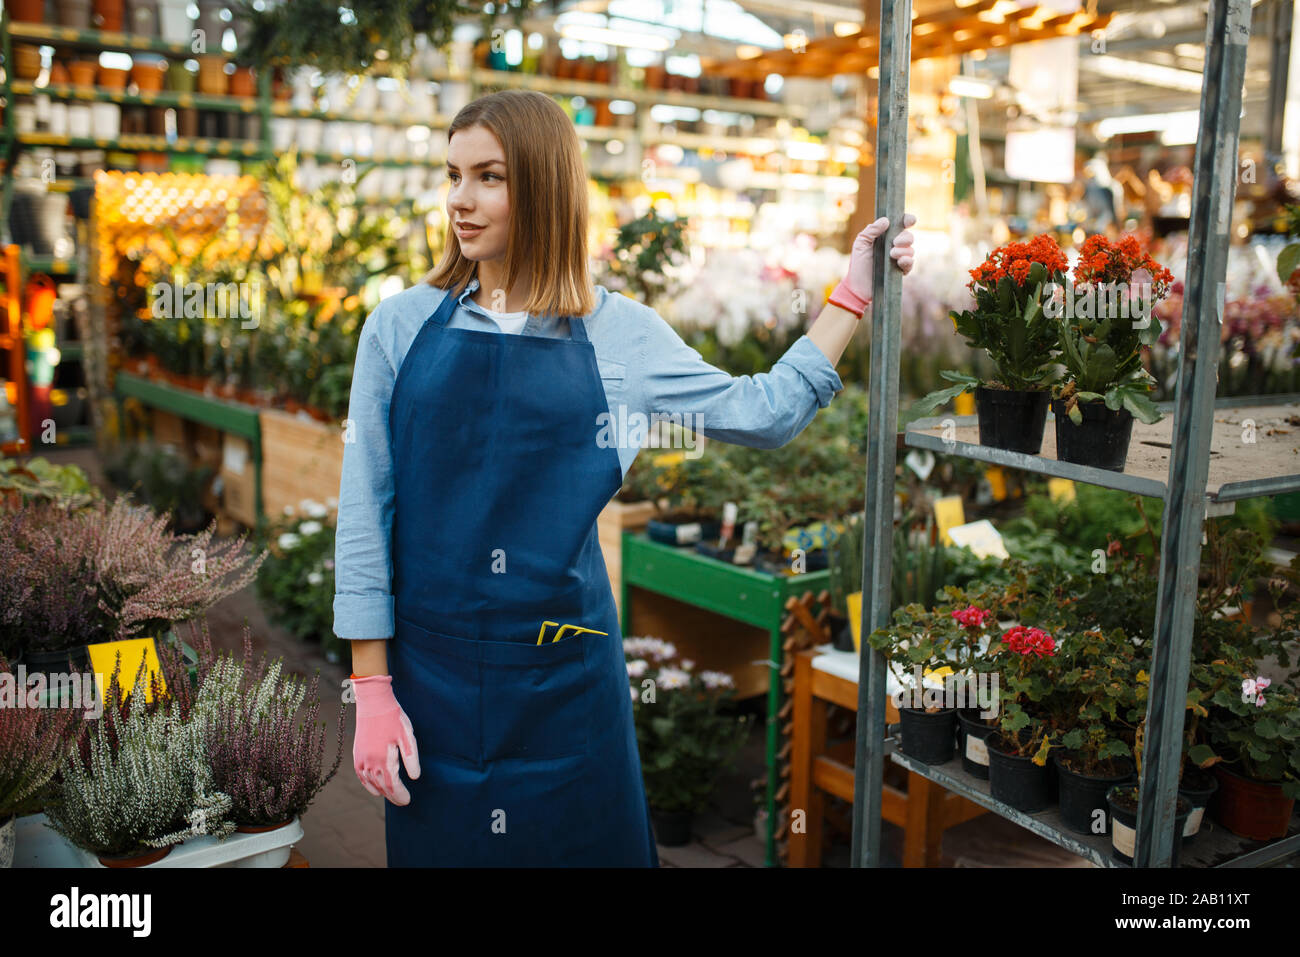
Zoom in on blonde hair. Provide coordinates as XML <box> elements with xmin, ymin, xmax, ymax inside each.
<box><xmin>422</xmin><ymin>90</ymin><xmax>594</xmax><ymax>318</ymax></box>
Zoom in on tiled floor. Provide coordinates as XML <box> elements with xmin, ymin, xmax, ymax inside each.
<box><xmin>40</xmin><ymin>445</ymin><xmax>1101</xmax><ymax>868</ymax></box>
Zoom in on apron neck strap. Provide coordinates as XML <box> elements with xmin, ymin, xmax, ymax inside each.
<box><xmin>431</xmin><ymin>285</ymin><xmax>590</xmax><ymax>343</ymax></box>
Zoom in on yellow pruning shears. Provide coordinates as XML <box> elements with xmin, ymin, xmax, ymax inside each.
<box><xmin>536</xmin><ymin>621</ymin><xmax>609</xmax><ymax>645</ymax></box>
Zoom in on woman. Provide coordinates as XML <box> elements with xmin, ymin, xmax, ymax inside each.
<box><xmin>333</xmin><ymin>90</ymin><xmax>916</xmax><ymax>867</ymax></box>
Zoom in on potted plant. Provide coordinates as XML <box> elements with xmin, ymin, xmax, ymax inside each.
<box><xmin>45</xmin><ymin>656</ymin><xmax>236</xmax><ymax>867</ymax></box>
<box><xmin>624</xmin><ymin>637</ymin><xmax>752</xmax><ymax>846</ymax></box>
<box><xmin>1104</xmin><ymin>784</ymin><xmax>1191</xmax><ymax>867</ymax></box>
<box><xmin>868</xmin><ymin>584</ymin><xmax>1004</xmax><ymax>767</ymax></box>
<box><xmin>0</xmin><ymin>656</ymin><xmax>80</xmax><ymax>868</ymax></box>
<box><xmin>910</xmin><ymin>234</ymin><xmax>1069</xmax><ymax>453</ymax></box>
<box><xmin>984</xmin><ymin>624</ymin><xmax>1059</xmax><ymax>812</ymax></box>
<box><xmin>1044</xmin><ymin>627</ymin><xmax>1139</xmax><ymax>835</ymax></box>
<box><xmin>1188</xmin><ymin>658</ymin><xmax>1300</xmax><ymax>841</ymax></box>
<box><xmin>1050</xmin><ymin>235</ymin><xmax>1173</xmax><ymax>471</ymax></box>
<box><xmin>255</xmin><ymin>501</ymin><xmax>344</xmax><ymax>663</ymax></box>
<box><xmin>191</xmin><ymin>623</ymin><xmax>346</xmax><ymax>832</ymax></box>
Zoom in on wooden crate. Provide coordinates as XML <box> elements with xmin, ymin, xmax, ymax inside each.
<box><xmin>151</xmin><ymin>408</ymin><xmax>191</xmax><ymax>458</ymax></box>
<box><xmin>259</xmin><ymin>409</ymin><xmax>344</xmax><ymax>519</ymax></box>
<box><xmin>598</xmin><ymin>499</ymin><xmax>655</xmax><ymax>621</ymax></box>
<box><xmin>219</xmin><ymin>433</ymin><xmax>257</xmax><ymax>528</ymax></box>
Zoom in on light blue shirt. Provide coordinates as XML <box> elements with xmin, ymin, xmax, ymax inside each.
<box><xmin>332</xmin><ymin>275</ymin><xmax>846</xmax><ymax>639</ymax></box>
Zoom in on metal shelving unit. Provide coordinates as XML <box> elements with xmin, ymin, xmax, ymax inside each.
<box><xmin>852</xmin><ymin>0</ymin><xmax>1298</xmax><ymax>869</ymax></box>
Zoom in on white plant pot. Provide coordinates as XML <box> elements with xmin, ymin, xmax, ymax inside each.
<box><xmin>67</xmin><ymin>104</ymin><xmax>92</xmax><ymax>139</ymax></box>
<box><xmin>353</xmin><ymin>78</ymin><xmax>378</xmax><ymax>114</ymax></box>
<box><xmin>91</xmin><ymin>102</ymin><xmax>121</xmax><ymax>140</ymax></box>
<box><xmin>297</xmin><ymin>117</ymin><xmax>322</xmax><ymax>152</ymax></box>
<box><xmin>48</xmin><ymin>102</ymin><xmax>69</xmax><ymax>136</ymax></box>
<box><xmin>158</xmin><ymin>1</ymin><xmax>194</xmax><ymax>45</ymax></box>
<box><xmin>13</xmin><ymin>104</ymin><xmax>38</xmax><ymax>135</ymax></box>
<box><xmin>269</xmin><ymin>117</ymin><xmax>294</xmax><ymax>152</ymax></box>
<box><xmin>439</xmin><ymin>81</ymin><xmax>471</xmax><ymax>117</ymax></box>
<box><xmin>1</xmin><ymin>816</ymin><xmax>14</xmax><ymax>868</ymax></box>
<box><xmin>381</xmin><ymin>167</ymin><xmax>403</xmax><ymax>197</ymax></box>
<box><xmin>352</xmin><ymin>122</ymin><xmax>374</xmax><ymax>158</ymax></box>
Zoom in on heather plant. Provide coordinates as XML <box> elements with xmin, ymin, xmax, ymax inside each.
<box><xmin>0</xmin><ymin>654</ymin><xmax>80</xmax><ymax>820</ymax></box>
<box><xmin>193</xmin><ymin>624</ymin><xmax>346</xmax><ymax>827</ymax></box>
<box><xmin>0</xmin><ymin>498</ymin><xmax>266</xmax><ymax>658</ymax></box>
<box><xmin>46</xmin><ymin>653</ymin><xmax>236</xmax><ymax>858</ymax></box>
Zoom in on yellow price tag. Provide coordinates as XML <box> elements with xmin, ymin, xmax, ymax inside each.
<box><xmin>954</xmin><ymin>391</ymin><xmax>976</xmax><ymax>416</ymax></box>
<box><xmin>1048</xmin><ymin>478</ymin><xmax>1076</xmax><ymax>504</ymax></box>
<box><xmin>86</xmin><ymin>637</ymin><xmax>166</xmax><ymax>706</ymax></box>
<box><xmin>985</xmin><ymin>466</ymin><xmax>1008</xmax><ymax>502</ymax></box>
<box><xmin>933</xmin><ymin>494</ymin><xmax>966</xmax><ymax>546</ymax></box>
<box><xmin>847</xmin><ymin>591</ymin><xmax>862</xmax><ymax>653</ymax></box>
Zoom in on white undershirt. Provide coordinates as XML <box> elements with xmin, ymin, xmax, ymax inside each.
<box><xmin>479</xmin><ymin>306</ymin><xmax>529</xmax><ymax>335</ymax></box>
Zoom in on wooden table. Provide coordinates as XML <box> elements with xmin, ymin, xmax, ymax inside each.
<box><xmin>787</xmin><ymin>647</ymin><xmax>986</xmax><ymax>867</ymax></box>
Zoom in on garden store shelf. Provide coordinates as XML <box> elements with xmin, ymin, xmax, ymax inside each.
<box><xmin>891</xmin><ymin>750</ymin><xmax>1300</xmax><ymax>868</ymax></box>
<box><xmin>6</xmin><ymin>21</ymin><xmax>221</xmax><ymax>59</ymax></box>
<box><xmin>17</xmin><ymin>132</ymin><xmax>264</xmax><ymax>157</ymax></box>
<box><xmin>905</xmin><ymin>397</ymin><xmax>1300</xmax><ymax>504</ymax></box>
<box><xmin>11</xmin><ymin>80</ymin><xmax>265</xmax><ymax>114</ymax></box>
<box><xmin>11</xmin><ymin>813</ymin><xmax>304</xmax><ymax>868</ymax></box>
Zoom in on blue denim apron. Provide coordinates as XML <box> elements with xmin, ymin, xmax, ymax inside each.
<box><xmin>384</xmin><ymin>284</ymin><xmax>658</xmax><ymax>867</ymax></box>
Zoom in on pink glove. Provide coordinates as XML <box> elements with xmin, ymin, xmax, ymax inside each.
<box><xmin>351</xmin><ymin>674</ymin><xmax>420</xmax><ymax>805</ymax></box>
<box><xmin>830</xmin><ymin>213</ymin><xmax>918</xmax><ymax>316</ymax></box>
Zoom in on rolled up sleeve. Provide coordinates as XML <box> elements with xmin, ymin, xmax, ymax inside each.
<box><xmin>332</xmin><ymin>307</ymin><xmax>397</xmax><ymax>639</ymax></box>
<box><xmin>637</xmin><ymin>312</ymin><xmax>844</xmax><ymax>450</ymax></box>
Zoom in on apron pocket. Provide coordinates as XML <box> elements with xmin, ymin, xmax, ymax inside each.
<box><xmin>480</xmin><ymin>636</ymin><xmax>591</xmax><ymax>762</ymax></box>
<box><xmin>393</xmin><ymin>616</ymin><xmax>482</xmax><ymax>765</ymax></box>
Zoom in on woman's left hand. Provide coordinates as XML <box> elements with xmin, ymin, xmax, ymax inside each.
<box><xmin>831</xmin><ymin>213</ymin><xmax>918</xmax><ymax>314</ymax></box>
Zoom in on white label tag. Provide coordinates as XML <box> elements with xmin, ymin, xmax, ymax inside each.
<box><xmin>675</xmin><ymin>522</ymin><xmax>702</xmax><ymax>545</ymax></box>
<box><xmin>1183</xmin><ymin>806</ymin><xmax>1205</xmax><ymax>837</ymax></box>
<box><xmin>965</xmin><ymin>733</ymin><xmax>989</xmax><ymax>766</ymax></box>
<box><xmin>1112</xmin><ymin>819</ymin><xmax>1136</xmax><ymax>858</ymax></box>
<box><xmin>222</xmin><ymin>439</ymin><xmax>248</xmax><ymax>476</ymax></box>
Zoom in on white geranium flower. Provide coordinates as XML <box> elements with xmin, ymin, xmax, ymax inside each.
<box><xmin>282</xmin><ymin>505</ymin><xmax>295</xmax><ymax>517</ymax></box>
<box><xmin>299</xmin><ymin>520</ymin><xmax>323</xmax><ymax>536</ymax></box>
<box><xmin>301</xmin><ymin>499</ymin><xmax>328</xmax><ymax>518</ymax></box>
<box><xmin>278</xmin><ymin>532</ymin><xmax>301</xmax><ymax>550</ymax></box>
<box><xmin>326</xmin><ymin>496</ymin><xmax>339</xmax><ymax>509</ymax></box>
<box><xmin>307</xmin><ymin>571</ymin><xmax>324</xmax><ymax>586</ymax></box>
<box><xmin>625</xmin><ymin>659</ymin><xmax>649</xmax><ymax>678</ymax></box>
<box><xmin>700</xmin><ymin>670</ymin><xmax>734</xmax><ymax>690</ymax></box>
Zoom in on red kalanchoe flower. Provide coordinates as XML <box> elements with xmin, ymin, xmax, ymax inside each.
<box><xmin>1071</xmin><ymin>233</ymin><xmax>1174</xmax><ymax>302</ymax></box>
<box><xmin>1003</xmin><ymin>625</ymin><xmax>1057</xmax><ymax>658</ymax></box>
<box><xmin>967</xmin><ymin>234</ymin><xmax>1069</xmax><ymax>294</ymax></box>
<box><xmin>951</xmin><ymin>605</ymin><xmax>991</xmax><ymax>628</ymax></box>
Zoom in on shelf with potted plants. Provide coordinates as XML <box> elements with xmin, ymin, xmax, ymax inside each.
<box><xmin>904</xmin><ymin>233</ymin><xmax>1300</xmax><ymax>505</ymax></box>
<box><xmin>873</xmin><ymin>527</ymin><xmax>1299</xmax><ymax>868</ymax></box>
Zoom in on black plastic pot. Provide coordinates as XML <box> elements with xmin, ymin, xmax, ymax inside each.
<box><xmin>975</xmin><ymin>386</ymin><xmax>1050</xmax><ymax>454</ymax></box>
<box><xmin>1051</xmin><ymin>398</ymin><xmax>1134</xmax><ymax>472</ymax></box>
<box><xmin>646</xmin><ymin>519</ymin><xmax>720</xmax><ymax>547</ymax></box>
<box><xmin>826</xmin><ymin>613</ymin><xmax>855</xmax><ymax>653</ymax></box>
<box><xmin>1054</xmin><ymin>753</ymin><xmax>1136</xmax><ymax>835</ymax></box>
<box><xmin>899</xmin><ymin>707</ymin><xmax>958</xmax><ymax>765</ymax></box>
<box><xmin>22</xmin><ymin>644</ymin><xmax>89</xmax><ymax>674</ymax></box>
<box><xmin>957</xmin><ymin>709</ymin><xmax>998</xmax><ymax>780</ymax></box>
<box><xmin>1178</xmin><ymin>767</ymin><xmax>1219</xmax><ymax>844</ymax></box>
<box><xmin>1106</xmin><ymin>786</ymin><xmax>1191</xmax><ymax>867</ymax></box>
<box><xmin>650</xmin><ymin>808</ymin><xmax>692</xmax><ymax>847</ymax></box>
<box><xmin>987</xmin><ymin>734</ymin><xmax>1053</xmax><ymax>813</ymax></box>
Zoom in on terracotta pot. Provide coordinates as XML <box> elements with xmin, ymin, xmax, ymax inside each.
<box><xmin>228</xmin><ymin>66</ymin><xmax>255</xmax><ymax>97</ymax></box>
<box><xmin>14</xmin><ymin>44</ymin><xmax>45</xmax><ymax>80</ymax></box>
<box><xmin>69</xmin><ymin>59</ymin><xmax>98</xmax><ymax>87</ymax></box>
<box><xmin>93</xmin><ymin>0</ymin><xmax>125</xmax><ymax>31</ymax></box>
<box><xmin>10</xmin><ymin>0</ymin><xmax>47</xmax><ymax>24</ymax></box>
<box><xmin>1211</xmin><ymin>763</ymin><xmax>1296</xmax><ymax>841</ymax></box>
<box><xmin>49</xmin><ymin>61</ymin><xmax>71</xmax><ymax>85</ymax></box>
<box><xmin>97</xmin><ymin>843</ymin><xmax>173</xmax><ymax>868</ymax></box>
<box><xmin>98</xmin><ymin>66</ymin><xmax>129</xmax><ymax>89</ymax></box>
<box><xmin>131</xmin><ymin>60</ymin><xmax>166</xmax><ymax>91</ymax></box>
<box><xmin>729</xmin><ymin>77</ymin><xmax>752</xmax><ymax>99</ymax></box>
<box><xmin>196</xmin><ymin>54</ymin><xmax>226</xmax><ymax>94</ymax></box>
<box><xmin>643</xmin><ymin>64</ymin><xmax>665</xmax><ymax>89</ymax></box>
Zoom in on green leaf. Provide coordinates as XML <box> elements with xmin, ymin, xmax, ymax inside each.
<box><xmin>1118</xmin><ymin>388</ymin><xmax>1163</xmax><ymax>425</ymax></box>
<box><xmin>907</xmin><ymin>379</ymin><xmax>977</xmax><ymax>418</ymax></box>
<box><xmin>1277</xmin><ymin>243</ymin><xmax>1300</xmax><ymax>285</ymax></box>
<box><xmin>1187</xmin><ymin>744</ymin><xmax>1221</xmax><ymax>768</ymax></box>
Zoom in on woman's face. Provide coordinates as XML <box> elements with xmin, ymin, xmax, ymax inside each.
<box><xmin>446</xmin><ymin>125</ymin><xmax>509</xmax><ymax>262</ymax></box>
